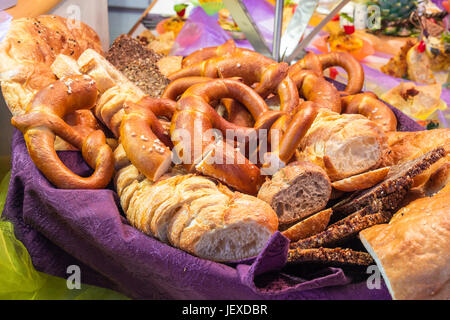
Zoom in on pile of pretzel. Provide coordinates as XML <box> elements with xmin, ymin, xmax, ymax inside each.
<box><xmin>9</xmin><ymin>40</ymin><xmax>406</xmax><ymax>263</ymax></box>
<box><xmin>11</xmin><ymin>39</ymin><xmax>398</xmax><ymax>195</ymax></box>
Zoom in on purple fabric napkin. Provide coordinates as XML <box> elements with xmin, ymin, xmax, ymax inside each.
<box><xmin>3</xmin><ymin>81</ymin><xmax>422</xmax><ymax>299</ymax></box>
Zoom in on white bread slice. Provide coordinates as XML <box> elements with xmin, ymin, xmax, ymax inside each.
<box><xmin>360</xmin><ymin>184</ymin><xmax>450</xmax><ymax>300</ymax></box>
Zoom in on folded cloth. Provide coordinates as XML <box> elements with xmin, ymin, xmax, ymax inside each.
<box><xmin>3</xmin><ymin>83</ymin><xmax>420</xmax><ymax>299</ymax></box>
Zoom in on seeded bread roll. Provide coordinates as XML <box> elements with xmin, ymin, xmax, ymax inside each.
<box><xmin>113</xmin><ymin>144</ymin><xmax>279</xmax><ymax>262</ymax></box>
<box><xmin>258</xmin><ymin>161</ymin><xmax>331</xmax><ymax>226</ymax></box>
<box><xmin>0</xmin><ymin>15</ymin><xmax>102</xmax><ymax>116</ymax></box>
<box><xmin>296</xmin><ymin>110</ymin><xmax>388</xmax><ymax>181</ymax></box>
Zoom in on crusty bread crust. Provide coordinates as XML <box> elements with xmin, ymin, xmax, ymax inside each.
<box><xmin>297</xmin><ymin>110</ymin><xmax>388</xmax><ymax>181</ymax></box>
<box><xmin>113</xmin><ymin>144</ymin><xmax>279</xmax><ymax>262</ymax></box>
<box><xmin>360</xmin><ymin>184</ymin><xmax>450</xmax><ymax>300</ymax></box>
<box><xmin>0</xmin><ymin>15</ymin><xmax>102</xmax><ymax>116</ymax></box>
<box><xmin>331</xmin><ymin>167</ymin><xmax>390</xmax><ymax>192</ymax></box>
<box><xmin>282</xmin><ymin>208</ymin><xmax>332</xmax><ymax>242</ymax></box>
<box><xmin>382</xmin><ymin>129</ymin><xmax>450</xmax><ymax>188</ymax></box>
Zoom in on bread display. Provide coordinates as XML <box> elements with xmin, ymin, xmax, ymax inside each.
<box><xmin>1</xmin><ymin>15</ymin><xmax>449</xmax><ymax>291</ymax></box>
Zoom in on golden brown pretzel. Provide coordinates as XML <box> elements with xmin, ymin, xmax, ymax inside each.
<box><xmin>317</xmin><ymin>51</ymin><xmax>364</xmax><ymax>95</ymax></box>
<box><xmin>171</xmin><ymin>79</ymin><xmax>284</xmax><ymax>194</ymax></box>
<box><xmin>341</xmin><ymin>92</ymin><xmax>397</xmax><ymax>132</ymax></box>
<box><xmin>291</xmin><ymin>70</ymin><xmax>341</xmax><ymax>113</ymax></box>
<box><xmin>11</xmin><ymin>75</ymin><xmax>114</xmax><ymax>189</ymax></box>
<box><xmin>162</xmin><ymin>76</ymin><xmax>254</xmax><ymax>127</ymax></box>
<box><xmin>120</xmin><ymin>99</ymin><xmax>175</xmax><ymax>181</ymax></box>
<box><xmin>181</xmin><ymin>39</ymin><xmax>237</xmax><ymax>67</ymax></box>
<box><xmin>169</xmin><ymin>50</ymin><xmax>289</xmax><ymax>99</ymax></box>
<box><xmin>288</xmin><ymin>52</ymin><xmax>323</xmax><ymax>77</ymax></box>
<box><xmin>265</xmin><ymin>102</ymin><xmax>319</xmax><ymax>169</ymax></box>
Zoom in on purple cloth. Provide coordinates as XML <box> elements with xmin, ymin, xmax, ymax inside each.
<box><xmin>2</xmin><ymin>82</ymin><xmax>422</xmax><ymax>299</ymax></box>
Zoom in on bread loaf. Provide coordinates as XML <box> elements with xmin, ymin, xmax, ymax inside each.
<box><xmin>258</xmin><ymin>161</ymin><xmax>331</xmax><ymax>226</ymax></box>
<box><xmin>113</xmin><ymin>144</ymin><xmax>279</xmax><ymax>262</ymax></box>
<box><xmin>0</xmin><ymin>15</ymin><xmax>102</xmax><ymax>116</ymax></box>
<box><xmin>360</xmin><ymin>183</ymin><xmax>450</xmax><ymax>300</ymax></box>
<box><xmin>296</xmin><ymin>110</ymin><xmax>388</xmax><ymax>181</ymax></box>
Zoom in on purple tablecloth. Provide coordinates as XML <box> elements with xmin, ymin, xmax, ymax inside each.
<box><xmin>2</xmin><ymin>90</ymin><xmax>423</xmax><ymax>299</ymax></box>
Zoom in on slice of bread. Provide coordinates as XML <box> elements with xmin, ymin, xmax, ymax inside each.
<box><xmin>258</xmin><ymin>161</ymin><xmax>331</xmax><ymax>226</ymax></box>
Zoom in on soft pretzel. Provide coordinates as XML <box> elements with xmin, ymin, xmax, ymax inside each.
<box><xmin>290</xmin><ymin>70</ymin><xmax>341</xmax><ymax>113</ymax></box>
<box><xmin>169</xmin><ymin>50</ymin><xmax>289</xmax><ymax>100</ymax></box>
<box><xmin>288</xmin><ymin>51</ymin><xmax>323</xmax><ymax>77</ymax></box>
<box><xmin>341</xmin><ymin>92</ymin><xmax>398</xmax><ymax>132</ymax></box>
<box><xmin>162</xmin><ymin>76</ymin><xmax>254</xmax><ymax>127</ymax></box>
<box><xmin>181</xmin><ymin>39</ymin><xmax>237</xmax><ymax>67</ymax></box>
<box><xmin>267</xmin><ymin>70</ymin><xmax>340</xmax><ymax>159</ymax></box>
<box><xmin>317</xmin><ymin>51</ymin><xmax>365</xmax><ymax>95</ymax></box>
<box><xmin>171</xmin><ymin>79</ymin><xmax>284</xmax><ymax>195</ymax></box>
<box><xmin>288</xmin><ymin>51</ymin><xmax>364</xmax><ymax>95</ymax></box>
<box><xmin>11</xmin><ymin>75</ymin><xmax>114</xmax><ymax>189</ymax></box>
<box><xmin>120</xmin><ymin>98</ymin><xmax>176</xmax><ymax>181</ymax></box>
<box><xmin>265</xmin><ymin>102</ymin><xmax>319</xmax><ymax>170</ymax></box>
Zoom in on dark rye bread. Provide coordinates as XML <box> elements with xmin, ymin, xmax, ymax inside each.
<box><xmin>257</xmin><ymin>162</ymin><xmax>331</xmax><ymax>226</ymax></box>
<box><xmin>290</xmin><ymin>211</ymin><xmax>389</xmax><ymax>249</ymax></box>
<box><xmin>332</xmin><ymin>147</ymin><xmax>445</xmax><ymax>218</ymax></box>
<box><xmin>290</xmin><ymin>148</ymin><xmax>445</xmax><ymax>251</ymax></box>
<box><xmin>287</xmin><ymin>247</ymin><xmax>374</xmax><ymax>266</ymax></box>
<box><xmin>106</xmin><ymin>34</ymin><xmax>170</xmax><ymax>97</ymax></box>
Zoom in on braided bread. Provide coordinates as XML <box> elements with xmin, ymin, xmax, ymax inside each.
<box><xmin>113</xmin><ymin>143</ymin><xmax>278</xmax><ymax>262</ymax></box>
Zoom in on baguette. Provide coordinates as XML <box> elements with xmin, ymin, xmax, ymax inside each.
<box><xmin>113</xmin><ymin>145</ymin><xmax>279</xmax><ymax>262</ymax></box>
<box><xmin>360</xmin><ymin>184</ymin><xmax>450</xmax><ymax>300</ymax></box>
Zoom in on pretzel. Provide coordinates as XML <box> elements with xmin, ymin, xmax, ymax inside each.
<box><xmin>162</xmin><ymin>76</ymin><xmax>254</xmax><ymax>127</ymax></box>
<box><xmin>268</xmin><ymin>70</ymin><xmax>340</xmax><ymax>155</ymax></box>
<box><xmin>317</xmin><ymin>51</ymin><xmax>365</xmax><ymax>95</ymax></box>
<box><xmin>120</xmin><ymin>98</ymin><xmax>176</xmax><ymax>181</ymax></box>
<box><xmin>169</xmin><ymin>50</ymin><xmax>289</xmax><ymax>100</ymax></box>
<box><xmin>181</xmin><ymin>39</ymin><xmax>237</xmax><ymax>67</ymax></box>
<box><xmin>288</xmin><ymin>51</ymin><xmax>323</xmax><ymax>77</ymax></box>
<box><xmin>11</xmin><ymin>75</ymin><xmax>114</xmax><ymax>189</ymax></box>
<box><xmin>171</xmin><ymin>79</ymin><xmax>284</xmax><ymax>195</ymax></box>
<box><xmin>341</xmin><ymin>92</ymin><xmax>397</xmax><ymax>132</ymax></box>
<box><xmin>289</xmin><ymin>51</ymin><xmax>364</xmax><ymax>95</ymax></box>
<box><xmin>266</xmin><ymin>102</ymin><xmax>319</xmax><ymax>169</ymax></box>
<box><xmin>290</xmin><ymin>70</ymin><xmax>342</xmax><ymax>113</ymax></box>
